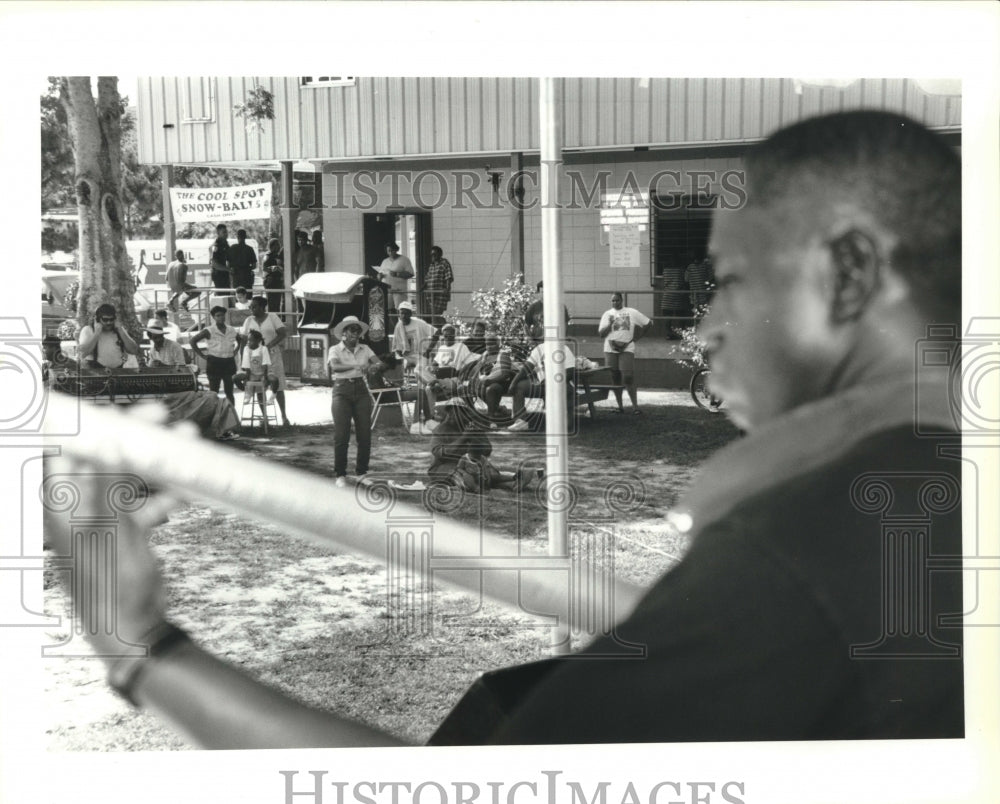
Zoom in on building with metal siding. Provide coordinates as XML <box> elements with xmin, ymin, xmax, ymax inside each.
<box><xmin>136</xmin><ymin>77</ymin><xmax>960</xmax><ymax>165</ymax></box>
<box><xmin>135</xmin><ymin>76</ymin><xmax>961</xmax><ymax>335</ymax></box>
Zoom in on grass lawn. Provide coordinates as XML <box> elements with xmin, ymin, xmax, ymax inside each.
<box><xmin>43</xmin><ymin>398</ymin><xmax>740</xmax><ymax>750</ymax></box>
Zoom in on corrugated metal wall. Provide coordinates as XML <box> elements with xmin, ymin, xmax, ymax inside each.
<box><xmin>136</xmin><ymin>77</ymin><xmax>962</xmax><ymax>166</ymax></box>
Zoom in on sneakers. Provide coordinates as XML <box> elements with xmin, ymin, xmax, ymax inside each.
<box><xmin>335</xmin><ymin>476</ymin><xmax>347</xmax><ymax>488</ymax></box>
<box><xmin>506</xmin><ymin>418</ymin><xmax>530</xmax><ymax>432</ymax></box>
<box><xmin>357</xmin><ymin>473</ymin><xmax>372</xmax><ymax>486</ymax></box>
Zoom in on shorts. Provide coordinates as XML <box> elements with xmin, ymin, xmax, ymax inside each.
<box><xmin>604</xmin><ymin>350</ymin><xmax>635</xmax><ymax>375</ymax></box>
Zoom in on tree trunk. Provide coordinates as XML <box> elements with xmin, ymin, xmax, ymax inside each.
<box><xmin>61</xmin><ymin>77</ymin><xmax>140</xmax><ymax>341</ymax></box>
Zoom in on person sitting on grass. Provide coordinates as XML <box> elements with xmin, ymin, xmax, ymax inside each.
<box><xmin>504</xmin><ymin>333</ymin><xmax>576</xmax><ymax>432</ymax></box>
<box><xmin>232</xmin><ymin>328</ymin><xmax>271</xmax><ymax>416</ymax></box>
<box><xmin>427</xmin><ymin>399</ymin><xmax>538</xmax><ymax>492</ymax></box>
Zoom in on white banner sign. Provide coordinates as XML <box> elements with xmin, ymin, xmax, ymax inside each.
<box><xmin>169</xmin><ymin>183</ymin><xmax>272</xmax><ymax>222</ymax></box>
<box><xmin>609</xmin><ymin>223</ymin><xmax>640</xmax><ymax>268</ymax></box>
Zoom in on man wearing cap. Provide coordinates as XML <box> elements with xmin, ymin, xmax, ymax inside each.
<box><xmin>390</xmin><ymin>302</ymin><xmax>435</xmax><ymax>366</ymax></box>
<box><xmin>391</xmin><ymin>301</ymin><xmax>436</xmax><ymax>426</ymax></box>
<box><xmin>146</xmin><ymin>322</ymin><xmax>187</xmax><ymax>368</ymax></box>
<box><xmin>328</xmin><ymin>315</ymin><xmax>384</xmax><ymax>488</ymax></box>
<box><xmin>378</xmin><ymin>242</ymin><xmax>414</xmax><ymax>311</ymax></box>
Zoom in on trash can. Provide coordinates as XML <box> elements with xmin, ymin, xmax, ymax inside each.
<box><xmin>292</xmin><ymin>272</ymin><xmax>391</xmax><ymax>386</ymax></box>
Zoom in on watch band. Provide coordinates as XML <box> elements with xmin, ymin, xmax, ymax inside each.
<box><xmin>107</xmin><ymin>621</ymin><xmax>191</xmax><ymax>708</ymax></box>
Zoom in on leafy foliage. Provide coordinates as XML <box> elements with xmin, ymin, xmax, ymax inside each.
<box><xmin>469</xmin><ymin>277</ymin><xmax>536</xmax><ymax>346</ymax></box>
<box><xmin>676</xmin><ymin>304</ymin><xmax>712</xmax><ymax>370</ymax></box>
<box><xmin>56</xmin><ymin>317</ymin><xmax>80</xmax><ymax>341</ymax></box>
<box><xmin>233</xmin><ymin>84</ymin><xmax>275</xmax><ymax>131</ymax></box>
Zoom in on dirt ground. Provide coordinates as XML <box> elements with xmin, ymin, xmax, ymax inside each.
<box><xmin>43</xmin><ymin>388</ymin><xmax>741</xmax><ymax>750</ymax></box>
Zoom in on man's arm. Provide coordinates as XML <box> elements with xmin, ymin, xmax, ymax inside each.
<box><xmin>118</xmin><ymin>326</ymin><xmax>140</xmax><ymax>355</ymax></box>
<box><xmin>597</xmin><ymin>312</ymin><xmax>613</xmax><ymax>338</ymax></box>
<box><xmin>42</xmin><ymin>466</ymin><xmax>406</xmax><ymax>749</ymax></box>
<box><xmin>77</xmin><ymin>325</ymin><xmax>99</xmax><ymax>357</ymax></box>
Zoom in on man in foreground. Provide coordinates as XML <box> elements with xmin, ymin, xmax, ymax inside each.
<box><xmin>44</xmin><ymin>110</ymin><xmax>963</xmax><ymax>746</ymax></box>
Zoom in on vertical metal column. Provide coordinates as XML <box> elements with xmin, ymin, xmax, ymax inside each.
<box><xmin>510</xmin><ymin>151</ymin><xmax>525</xmax><ymax>280</ymax></box>
<box><xmin>280</xmin><ymin>161</ymin><xmax>295</xmax><ymax>315</ymax></box>
<box><xmin>540</xmin><ymin>78</ymin><xmax>570</xmax><ymax>655</ymax></box>
<box><xmin>161</xmin><ymin>164</ymin><xmax>176</xmax><ymax>270</ymax></box>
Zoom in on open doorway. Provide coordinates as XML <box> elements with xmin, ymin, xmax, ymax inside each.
<box><xmin>363</xmin><ymin>211</ymin><xmax>433</xmax><ymax>314</ymax></box>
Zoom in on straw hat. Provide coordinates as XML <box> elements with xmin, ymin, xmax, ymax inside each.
<box><xmin>332</xmin><ymin>315</ymin><xmax>369</xmax><ymax>339</ymax></box>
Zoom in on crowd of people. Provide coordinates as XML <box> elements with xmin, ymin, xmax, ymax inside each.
<box><xmin>45</xmin><ymin>110</ymin><xmax>965</xmax><ymax>747</ymax></box>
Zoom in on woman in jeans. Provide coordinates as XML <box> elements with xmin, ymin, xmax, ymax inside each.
<box><xmin>327</xmin><ymin>316</ymin><xmax>384</xmax><ymax>488</ymax></box>
<box><xmin>190</xmin><ymin>305</ymin><xmax>238</xmax><ymax>407</ymax></box>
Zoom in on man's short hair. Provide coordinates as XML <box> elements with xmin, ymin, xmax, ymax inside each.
<box><xmin>235</xmin><ymin>286</ymin><xmax>248</xmax><ymax>296</ymax></box>
<box><xmin>744</xmin><ymin>110</ymin><xmax>960</xmax><ymax>316</ymax></box>
<box><xmin>237</xmin><ymin>229</ymin><xmax>247</xmax><ymax>238</ymax></box>
<box><xmin>216</xmin><ymin>223</ymin><xmax>227</xmax><ymax>233</ymax></box>
<box><xmin>155</xmin><ymin>309</ymin><xmax>168</xmax><ymax>319</ymax></box>
<box><xmin>210</xmin><ymin>305</ymin><xmax>227</xmax><ymax>316</ymax></box>
<box><xmin>95</xmin><ymin>302</ymin><xmax>116</xmax><ymax>319</ymax></box>
<box><xmin>251</xmin><ymin>295</ymin><xmax>269</xmax><ymax>308</ymax></box>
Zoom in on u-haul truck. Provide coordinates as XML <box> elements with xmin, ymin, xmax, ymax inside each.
<box><xmin>125</xmin><ymin>238</ymin><xmax>260</xmax><ymax>290</ymax></box>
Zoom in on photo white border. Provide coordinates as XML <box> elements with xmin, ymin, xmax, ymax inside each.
<box><xmin>1</xmin><ymin>3</ymin><xmax>997</xmax><ymax>804</ymax></box>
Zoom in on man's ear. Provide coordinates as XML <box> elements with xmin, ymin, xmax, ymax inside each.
<box><xmin>827</xmin><ymin>228</ymin><xmax>883</xmax><ymax>322</ymax></box>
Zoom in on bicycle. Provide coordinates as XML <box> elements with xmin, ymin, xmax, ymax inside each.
<box><xmin>689</xmin><ymin>367</ymin><xmax>723</xmax><ymax>413</ymax></box>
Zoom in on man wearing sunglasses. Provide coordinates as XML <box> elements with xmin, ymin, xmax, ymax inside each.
<box><xmin>77</xmin><ymin>302</ymin><xmax>140</xmax><ymax>369</ymax></box>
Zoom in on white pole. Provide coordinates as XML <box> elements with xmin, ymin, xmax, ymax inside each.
<box><xmin>539</xmin><ymin>78</ymin><xmax>571</xmax><ymax>655</ymax></box>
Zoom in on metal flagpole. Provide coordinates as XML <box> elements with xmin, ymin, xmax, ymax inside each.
<box><xmin>539</xmin><ymin>77</ymin><xmax>571</xmax><ymax>655</ymax></box>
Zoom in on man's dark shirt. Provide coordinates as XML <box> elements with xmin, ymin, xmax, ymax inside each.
<box><xmin>210</xmin><ymin>237</ymin><xmax>230</xmax><ymax>271</ymax></box>
<box><xmin>229</xmin><ymin>242</ymin><xmax>258</xmax><ymax>289</ymax></box>
<box><xmin>470</xmin><ymin>426</ymin><xmax>963</xmax><ymax>744</ymax></box>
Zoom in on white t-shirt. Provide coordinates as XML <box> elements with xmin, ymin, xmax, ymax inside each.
<box><xmin>378</xmin><ymin>254</ymin><xmax>414</xmax><ymax>292</ymax></box>
<box><xmin>599</xmin><ymin>306</ymin><xmax>650</xmax><ymax>354</ymax></box>
<box><xmin>241</xmin><ymin>343</ymin><xmax>272</xmax><ymax>379</ymax></box>
<box><xmin>433</xmin><ymin>341</ymin><xmax>476</xmax><ymax>372</ymax></box>
<box><xmin>526</xmin><ymin>342</ymin><xmax>576</xmax><ymax>379</ymax></box>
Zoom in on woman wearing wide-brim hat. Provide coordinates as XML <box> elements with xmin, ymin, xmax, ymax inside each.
<box><xmin>327</xmin><ymin>315</ymin><xmax>384</xmax><ymax>488</ymax></box>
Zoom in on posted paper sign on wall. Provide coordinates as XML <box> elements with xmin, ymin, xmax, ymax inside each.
<box><xmin>610</xmin><ymin>224</ymin><xmax>640</xmax><ymax>268</ymax></box>
<box><xmin>169</xmin><ymin>183</ymin><xmax>272</xmax><ymax>223</ymax></box>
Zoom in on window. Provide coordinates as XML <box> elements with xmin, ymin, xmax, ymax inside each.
<box><xmin>181</xmin><ymin>78</ymin><xmax>216</xmax><ymax>124</ymax></box>
<box><xmin>301</xmin><ymin>77</ymin><xmax>356</xmax><ymax>88</ymax></box>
